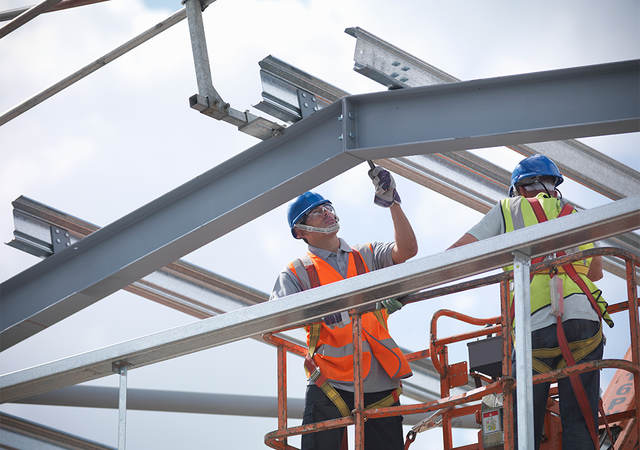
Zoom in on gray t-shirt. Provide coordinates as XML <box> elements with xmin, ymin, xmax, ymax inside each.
<box><xmin>465</xmin><ymin>202</ymin><xmax>599</xmax><ymax>331</ymax></box>
<box><xmin>270</xmin><ymin>238</ymin><xmax>400</xmax><ymax>392</ymax></box>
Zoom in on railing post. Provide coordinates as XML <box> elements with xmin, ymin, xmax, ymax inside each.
<box><xmin>626</xmin><ymin>259</ymin><xmax>640</xmax><ymax>444</ymax></box>
<box><xmin>277</xmin><ymin>345</ymin><xmax>288</xmax><ymax>448</ymax></box>
<box><xmin>351</xmin><ymin>310</ymin><xmax>365</xmax><ymax>450</ymax></box>
<box><xmin>113</xmin><ymin>361</ymin><xmax>130</xmax><ymax>450</ymax></box>
<box><xmin>513</xmin><ymin>251</ymin><xmax>534</xmax><ymax>450</ymax></box>
<box><xmin>500</xmin><ymin>279</ymin><xmax>515</xmax><ymax>450</ymax></box>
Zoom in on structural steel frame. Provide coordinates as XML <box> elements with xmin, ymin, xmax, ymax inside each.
<box><xmin>1</xmin><ymin>5</ymin><xmax>639</xmax><ymax>447</ymax></box>
<box><xmin>346</xmin><ymin>26</ymin><xmax>640</xmax><ymax>199</ymax></box>
<box><xmin>254</xmin><ymin>49</ymin><xmax>640</xmax><ymax>278</ymax></box>
<box><xmin>2</xmin><ymin>196</ymin><xmax>638</xmax><ymax>402</ymax></box>
<box><xmin>2</xmin><ymin>58</ymin><xmax>639</xmax><ymax>350</ymax></box>
<box><xmin>6</xmin><ymin>196</ymin><xmax>469</xmax><ymax>406</ymax></box>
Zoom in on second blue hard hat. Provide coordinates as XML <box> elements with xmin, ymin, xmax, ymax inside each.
<box><xmin>509</xmin><ymin>154</ymin><xmax>564</xmax><ymax>196</ymax></box>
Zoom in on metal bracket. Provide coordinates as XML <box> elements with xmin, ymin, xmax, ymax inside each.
<box><xmin>49</xmin><ymin>226</ymin><xmax>71</xmax><ymax>254</ymax></box>
<box><xmin>296</xmin><ymin>89</ymin><xmax>319</xmax><ymax>119</ymax></box>
<box><xmin>112</xmin><ymin>360</ymin><xmax>131</xmax><ymax>374</ymax></box>
<box><xmin>184</xmin><ymin>1</ymin><xmax>284</xmax><ymax>140</ymax></box>
<box><xmin>254</xmin><ymin>55</ymin><xmax>341</xmax><ymax>123</ymax></box>
<box><xmin>339</xmin><ymin>99</ymin><xmax>356</xmax><ymax>149</ymax></box>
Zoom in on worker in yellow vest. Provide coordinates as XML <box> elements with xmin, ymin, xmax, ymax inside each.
<box><xmin>450</xmin><ymin>154</ymin><xmax>613</xmax><ymax>450</ymax></box>
<box><xmin>271</xmin><ymin>167</ymin><xmax>418</xmax><ymax>450</ymax></box>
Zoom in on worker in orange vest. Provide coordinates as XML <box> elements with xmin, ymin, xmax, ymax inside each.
<box><xmin>271</xmin><ymin>167</ymin><xmax>418</xmax><ymax>450</ymax></box>
<box><xmin>450</xmin><ymin>155</ymin><xmax>612</xmax><ymax>449</ymax></box>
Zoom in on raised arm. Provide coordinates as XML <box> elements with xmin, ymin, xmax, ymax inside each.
<box><xmin>390</xmin><ymin>203</ymin><xmax>418</xmax><ymax>264</ymax></box>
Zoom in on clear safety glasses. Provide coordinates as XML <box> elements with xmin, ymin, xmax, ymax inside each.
<box><xmin>305</xmin><ymin>204</ymin><xmax>335</xmax><ymax>219</ymax></box>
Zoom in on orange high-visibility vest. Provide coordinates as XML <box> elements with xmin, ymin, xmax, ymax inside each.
<box><xmin>288</xmin><ymin>248</ymin><xmax>412</xmax><ymax>384</ymax></box>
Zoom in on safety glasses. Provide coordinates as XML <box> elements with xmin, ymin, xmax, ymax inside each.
<box><xmin>305</xmin><ymin>204</ymin><xmax>335</xmax><ymax>219</ymax></box>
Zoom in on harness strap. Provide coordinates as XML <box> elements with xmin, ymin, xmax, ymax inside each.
<box><xmin>303</xmin><ymin>247</ymin><xmax>392</xmax><ymax>419</ymax></box>
<box><xmin>304</xmin><ymin>355</ymin><xmax>402</xmax><ymax>417</ymax></box>
<box><xmin>531</xmin><ymin>323</ymin><xmax>602</xmax><ymax>373</ymax></box>
<box><xmin>527</xmin><ymin>198</ymin><xmax>611</xmax><ymax>447</ymax></box>
<box><xmin>555</xmin><ymin>316</ymin><xmax>600</xmax><ymax>449</ymax></box>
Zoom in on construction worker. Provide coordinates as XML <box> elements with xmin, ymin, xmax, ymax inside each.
<box><xmin>270</xmin><ymin>167</ymin><xmax>418</xmax><ymax>450</ymax></box>
<box><xmin>450</xmin><ymin>154</ymin><xmax>613</xmax><ymax>450</ymax></box>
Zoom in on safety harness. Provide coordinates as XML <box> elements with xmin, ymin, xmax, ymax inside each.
<box><xmin>524</xmin><ymin>198</ymin><xmax>612</xmax><ymax>448</ymax></box>
<box><xmin>297</xmin><ymin>249</ymin><xmax>402</xmax><ymax>420</ymax></box>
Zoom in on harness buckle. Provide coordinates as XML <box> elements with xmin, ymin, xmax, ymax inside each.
<box><xmin>308</xmin><ymin>367</ymin><xmax>321</xmax><ymax>383</ymax></box>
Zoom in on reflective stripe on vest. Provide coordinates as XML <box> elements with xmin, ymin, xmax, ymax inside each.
<box><xmin>288</xmin><ymin>247</ymin><xmax>412</xmax><ymax>383</ymax></box>
<box><xmin>500</xmin><ymin>194</ymin><xmax>612</xmax><ymax>326</ymax></box>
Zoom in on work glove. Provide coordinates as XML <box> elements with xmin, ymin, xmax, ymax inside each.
<box><xmin>368</xmin><ymin>167</ymin><xmax>401</xmax><ymax>207</ymax></box>
<box><xmin>377</xmin><ymin>298</ymin><xmax>403</xmax><ymax>314</ymax></box>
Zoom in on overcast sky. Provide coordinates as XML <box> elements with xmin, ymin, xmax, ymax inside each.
<box><xmin>1</xmin><ymin>0</ymin><xmax>639</xmax><ymax>448</ymax></box>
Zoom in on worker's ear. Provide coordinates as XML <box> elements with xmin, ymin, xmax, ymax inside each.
<box><xmin>293</xmin><ymin>228</ymin><xmax>305</xmax><ymax>240</ymax></box>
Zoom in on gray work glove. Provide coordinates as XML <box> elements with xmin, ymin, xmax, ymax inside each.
<box><xmin>368</xmin><ymin>167</ymin><xmax>401</xmax><ymax>207</ymax></box>
<box><xmin>377</xmin><ymin>298</ymin><xmax>403</xmax><ymax>314</ymax></box>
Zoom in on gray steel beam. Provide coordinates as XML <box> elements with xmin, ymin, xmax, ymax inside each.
<box><xmin>0</xmin><ymin>1</ymin><xmax>108</xmax><ymax>23</ymax></box>
<box><xmin>254</xmin><ymin>55</ymin><xmax>347</xmax><ymax>122</ymax></box>
<box><xmin>342</xmin><ymin>60</ymin><xmax>639</xmax><ymax>160</ymax></box>
<box><xmin>509</xmin><ymin>140</ymin><xmax>640</xmax><ymax>200</ymax></box>
<box><xmin>5</xmin><ymin>196</ymin><xmax>472</xmax><ymax>403</ymax></box>
<box><xmin>254</xmin><ymin>55</ymin><xmax>639</xmax><ymax>280</ymax></box>
<box><xmin>14</xmin><ymin>385</ymin><xmax>477</xmax><ymax>428</ymax></box>
<box><xmin>1</xmin><ymin>59</ymin><xmax>639</xmax><ymax>351</ymax></box>
<box><xmin>7</xmin><ymin>196</ymin><xmax>267</xmax><ymax>317</ymax></box>
<box><xmin>346</xmin><ymin>26</ymin><xmax>640</xmax><ymax>199</ymax></box>
<box><xmin>0</xmin><ymin>0</ymin><xmax>63</xmax><ymax>39</ymax></box>
<box><xmin>0</xmin><ymin>100</ymin><xmax>356</xmax><ymax>350</ymax></box>
<box><xmin>1</xmin><ymin>195</ymin><xmax>638</xmax><ymax>402</ymax></box>
<box><xmin>0</xmin><ymin>411</ymin><xmax>114</xmax><ymax>450</ymax></box>
<box><xmin>377</xmin><ymin>153</ymin><xmax>640</xmax><ymax>281</ymax></box>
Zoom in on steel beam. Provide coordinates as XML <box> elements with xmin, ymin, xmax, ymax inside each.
<box><xmin>0</xmin><ymin>0</ymin><xmax>63</xmax><ymax>39</ymax></box>
<box><xmin>342</xmin><ymin>60</ymin><xmax>639</xmax><ymax>160</ymax></box>
<box><xmin>346</xmin><ymin>26</ymin><xmax>640</xmax><ymax>199</ymax></box>
<box><xmin>253</xmin><ymin>55</ymin><xmax>639</xmax><ymax>279</ymax></box>
<box><xmin>5</xmin><ymin>196</ymin><xmax>472</xmax><ymax>403</ymax></box>
<box><xmin>0</xmin><ymin>1</ymin><xmax>108</xmax><ymax>23</ymax></box>
<box><xmin>7</xmin><ymin>196</ymin><xmax>268</xmax><ymax>317</ymax></box>
<box><xmin>13</xmin><ymin>385</ymin><xmax>479</xmax><ymax>427</ymax></box>
<box><xmin>2</xmin><ymin>59</ymin><xmax>639</xmax><ymax>350</ymax></box>
<box><xmin>1</xmin><ymin>195</ymin><xmax>638</xmax><ymax>402</ymax></box>
<box><xmin>0</xmin><ymin>411</ymin><xmax>114</xmax><ymax>450</ymax></box>
<box><xmin>377</xmin><ymin>153</ymin><xmax>640</xmax><ymax>281</ymax></box>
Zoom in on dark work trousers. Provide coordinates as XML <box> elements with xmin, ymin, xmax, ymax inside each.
<box><xmin>301</xmin><ymin>384</ymin><xmax>404</xmax><ymax>450</ymax></box>
<box><xmin>514</xmin><ymin>319</ymin><xmax>603</xmax><ymax>450</ymax></box>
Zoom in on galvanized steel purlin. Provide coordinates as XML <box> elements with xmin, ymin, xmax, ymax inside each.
<box><xmin>347</xmin><ymin>27</ymin><xmax>640</xmax><ymax>199</ymax></box>
<box><xmin>344</xmin><ymin>60</ymin><xmax>640</xmax><ymax>160</ymax></box>
<box><xmin>1</xmin><ymin>197</ymin><xmax>638</xmax><ymax>403</ymax></box>
<box><xmin>0</xmin><ymin>0</ymin><xmax>108</xmax><ymax>23</ymax></box>
<box><xmin>0</xmin><ymin>0</ymin><xmax>63</xmax><ymax>39</ymax></box>
<box><xmin>374</xmin><ymin>154</ymin><xmax>640</xmax><ymax>281</ymax></box>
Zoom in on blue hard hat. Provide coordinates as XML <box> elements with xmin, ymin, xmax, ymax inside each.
<box><xmin>287</xmin><ymin>192</ymin><xmax>331</xmax><ymax>238</ymax></box>
<box><xmin>509</xmin><ymin>154</ymin><xmax>564</xmax><ymax>196</ymax></box>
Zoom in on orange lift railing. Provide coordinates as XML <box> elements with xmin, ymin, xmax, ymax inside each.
<box><xmin>263</xmin><ymin>247</ymin><xmax>639</xmax><ymax>450</ymax></box>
